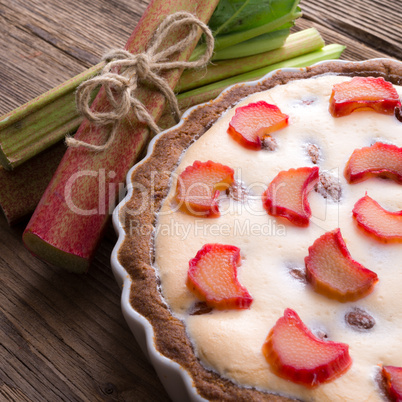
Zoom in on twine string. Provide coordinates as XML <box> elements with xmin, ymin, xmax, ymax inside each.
<box><xmin>66</xmin><ymin>11</ymin><xmax>214</xmax><ymax>151</ymax></box>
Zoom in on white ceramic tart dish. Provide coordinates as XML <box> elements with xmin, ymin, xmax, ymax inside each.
<box><xmin>111</xmin><ymin>59</ymin><xmax>402</xmax><ymax>401</ymax></box>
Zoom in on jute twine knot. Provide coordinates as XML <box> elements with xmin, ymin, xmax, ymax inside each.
<box><xmin>66</xmin><ymin>11</ymin><xmax>214</xmax><ymax>151</ymax></box>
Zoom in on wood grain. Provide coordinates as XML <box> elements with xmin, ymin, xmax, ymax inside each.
<box><xmin>0</xmin><ymin>216</ymin><xmax>170</xmax><ymax>401</ymax></box>
<box><xmin>301</xmin><ymin>0</ymin><xmax>402</xmax><ymax>59</ymax></box>
<box><xmin>0</xmin><ymin>0</ymin><xmax>400</xmax><ymax>401</ymax></box>
<box><xmin>0</xmin><ymin>0</ymin><xmax>148</xmax><ymax>112</ymax></box>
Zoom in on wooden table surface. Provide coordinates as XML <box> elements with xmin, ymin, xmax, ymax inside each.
<box><xmin>0</xmin><ymin>1</ymin><xmax>401</xmax><ymax>401</ymax></box>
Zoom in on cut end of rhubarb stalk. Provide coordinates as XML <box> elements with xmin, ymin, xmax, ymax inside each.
<box><xmin>345</xmin><ymin>142</ymin><xmax>402</xmax><ymax>184</ymax></box>
<box><xmin>262</xmin><ymin>308</ymin><xmax>352</xmax><ymax>388</ymax></box>
<box><xmin>175</xmin><ymin>160</ymin><xmax>234</xmax><ymax>217</ymax></box>
<box><xmin>262</xmin><ymin>166</ymin><xmax>319</xmax><ymax>226</ymax></box>
<box><xmin>228</xmin><ymin>101</ymin><xmax>289</xmax><ymax>150</ymax></box>
<box><xmin>382</xmin><ymin>365</ymin><xmax>402</xmax><ymax>401</ymax></box>
<box><xmin>353</xmin><ymin>194</ymin><xmax>402</xmax><ymax>242</ymax></box>
<box><xmin>23</xmin><ymin>230</ymin><xmax>89</xmax><ymax>273</ymax></box>
<box><xmin>0</xmin><ymin>144</ymin><xmax>13</xmax><ymax>171</ymax></box>
<box><xmin>305</xmin><ymin>229</ymin><xmax>378</xmax><ymax>302</ymax></box>
<box><xmin>329</xmin><ymin>76</ymin><xmax>401</xmax><ymax>117</ymax></box>
<box><xmin>187</xmin><ymin>243</ymin><xmax>253</xmax><ymax>310</ymax></box>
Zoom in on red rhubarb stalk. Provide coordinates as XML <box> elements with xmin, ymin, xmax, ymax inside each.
<box><xmin>22</xmin><ymin>0</ymin><xmax>220</xmax><ymax>273</ymax></box>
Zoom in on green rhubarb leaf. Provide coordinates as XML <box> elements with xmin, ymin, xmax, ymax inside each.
<box><xmin>209</xmin><ymin>0</ymin><xmax>301</xmax><ymax>35</ymax></box>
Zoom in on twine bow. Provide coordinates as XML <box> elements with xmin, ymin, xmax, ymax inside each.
<box><xmin>66</xmin><ymin>11</ymin><xmax>215</xmax><ymax>151</ymax></box>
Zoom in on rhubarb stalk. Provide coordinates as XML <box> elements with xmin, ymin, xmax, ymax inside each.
<box><xmin>0</xmin><ymin>64</ymin><xmax>101</xmax><ymax>170</ymax></box>
<box><xmin>211</xmin><ymin>28</ymin><xmax>290</xmax><ymax>61</ymax></box>
<box><xmin>0</xmin><ymin>0</ymin><xmax>303</xmax><ymax>170</ymax></box>
<box><xmin>22</xmin><ymin>0</ymin><xmax>220</xmax><ymax>273</ymax></box>
<box><xmin>177</xmin><ymin>44</ymin><xmax>346</xmax><ymax>113</ymax></box>
<box><xmin>176</xmin><ymin>28</ymin><xmax>325</xmax><ymax>92</ymax></box>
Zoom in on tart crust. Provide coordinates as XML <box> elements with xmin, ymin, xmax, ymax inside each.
<box><xmin>117</xmin><ymin>59</ymin><xmax>402</xmax><ymax>401</ymax></box>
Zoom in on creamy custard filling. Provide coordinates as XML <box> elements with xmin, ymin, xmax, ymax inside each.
<box><xmin>154</xmin><ymin>75</ymin><xmax>402</xmax><ymax>401</ymax></box>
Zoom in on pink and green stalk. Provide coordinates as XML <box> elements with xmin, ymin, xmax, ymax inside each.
<box><xmin>22</xmin><ymin>0</ymin><xmax>220</xmax><ymax>273</ymax></box>
<box><xmin>0</xmin><ymin>64</ymin><xmax>101</xmax><ymax>170</ymax></box>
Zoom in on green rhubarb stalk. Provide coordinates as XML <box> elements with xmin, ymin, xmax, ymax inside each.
<box><xmin>177</xmin><ymin>44</ymin><xmax>346</xmax><ymax>112</ymax></box>
<box><xmin>213</xmin><ymin>11</ymin><xmax>300</xmax><ymax>54</ymax></box>
<box><xmin>211</xmin><ymin>28</ymin><xmax>290</xmax><ymax>61</ymax></box>
<box><xmin>0</xmin><ymin>63</ymin><xmax>102</xmax><ymax>170</ymax></box>
<box><xmin>22</xmin><ymin>0</ymin><xmax>220</xmax><ymax>273</ymax></box>
<box><xmin>176</xmin><ymin>28</ymin><xmax>325</xmax><ymax>93</ymax></box>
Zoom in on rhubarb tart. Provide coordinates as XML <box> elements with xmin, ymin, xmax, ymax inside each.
<box><xmin>112</xmin><ymin>59</ymin><xmax>402</xmax><ymax>401</ymax></box>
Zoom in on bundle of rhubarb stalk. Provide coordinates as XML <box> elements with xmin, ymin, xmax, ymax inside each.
<box><xmin>0</xmin><ymin>0</ymin><xmax>345</xmax><ymax>272</ymax></box>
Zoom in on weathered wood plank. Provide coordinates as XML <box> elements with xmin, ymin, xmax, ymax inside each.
<box><xmin>0</xmin><ymin>0</ymin><xmax>148</xmax><ymax>113</ymax></box>
<box><xmin>294</xmin><ymin>18</ymin><xmax>393</xmax><ymax>61</ymax></box>
<box><xmin>0</xmin><ymin>216</ymin><xmax>170</xmax><ymax>401</ymax></box>
<box><xmin>300</xmin><ymin>0</ymin><xmax>402</xmax><ymax>59</ymax></box>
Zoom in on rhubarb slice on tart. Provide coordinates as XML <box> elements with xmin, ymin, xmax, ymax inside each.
<box><xmin>262</xmin><ymin>308</ymin><xmax>352</xmax><ymax>388</ymax></box>
<box><xmin>329</xmin><ymin>76</ymin><xmax>401</xmax><ymax>117</ymax></box>
<box><xmin>175</xmin><ymin>160</ymin><xmax>234</xmax><ymax>217</ymax></box>
<box><xmin>228</xmin><ymin>101</ymin><xmax>289</xmax><ymax>150</ymax></box>
<box><xmin>114</xmin><ymin>60</ymin><xmax>402</xmax><ymax>402</ymax></box>
<box><xmin>187</xmin><ymin>243</ymin><xmax>253</xmax><ymax>310</ymax></box>
<box><xmin>262</xmin><ymin>166</ymin><xmax>319</xmax><ymax>226</ymax></box>
<box><xmin>305</xmin><ymin>229</ymin><xmax>378</xmax><ymax>302</ymax></box>
<box><xmin>353</xmin><ymin>194</ymin><xmax>402</xmax><ymax>242</ymax></box>
<box><xmin>345</xmin><ymin>142</ymin><xmax>402</xmax><ymax>184</ymax></box>
<box><xmin>381</xmin><ymin>365</ymin><xmax>402</xmax><ymax>401</ymax></box>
